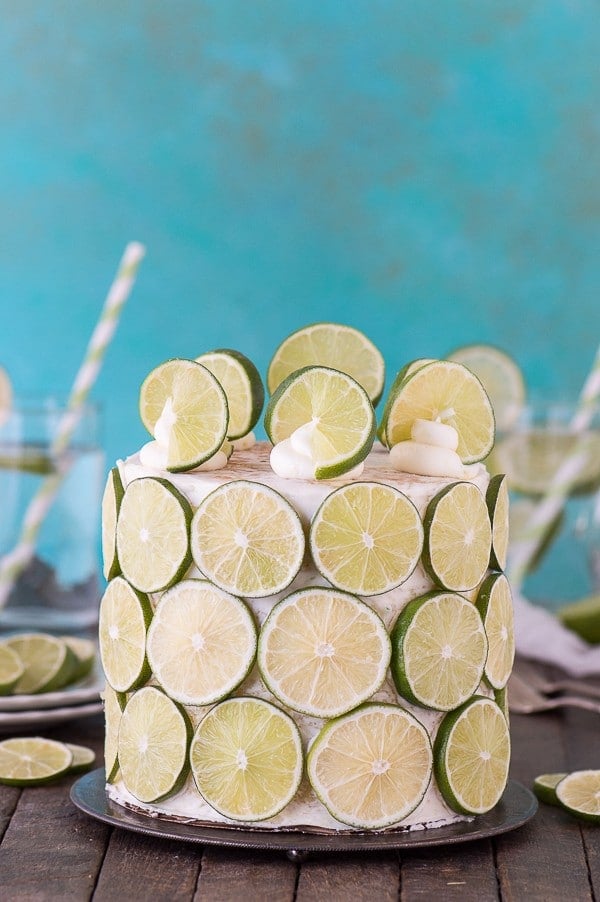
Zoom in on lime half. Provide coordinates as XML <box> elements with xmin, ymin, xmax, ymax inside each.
<box><xmin>533</xmin><ymin>772</ymin><xmax>567</xmax><ymax>806</ymax></box>
<box><xmin>556</xmin><ymin>770</ymin><xmax>600</xmax><ymax>823</ymax></box>
<box><xmin>558</xmin><ymin>594</ymin><xmax>600</xmax><ymax>644</ymax></box>
<box><xmin>448</xmin><ymin>344</ymin><xmax>525</xmax><ymax>431</ymax></box>
<box><xmin>0</xmin><ymin>737</ymin><xmax>73</xmax><ymax>786</ymax></box>
<box><xmin>196</xmin><ymin>349</ymin><xmax>264</xmax><ymax>440</ymax></box>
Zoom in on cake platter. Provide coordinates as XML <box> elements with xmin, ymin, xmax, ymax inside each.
<box><xmin>71</xmin><ymin>769</ymin><xmax>537</xmax><ymax>860</ymax></box>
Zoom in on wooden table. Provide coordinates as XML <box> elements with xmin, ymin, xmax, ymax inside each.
<box><xmin>0</xmin><ymin>703</ymin><xmax>599</xmax><ymax>901</ymax></box>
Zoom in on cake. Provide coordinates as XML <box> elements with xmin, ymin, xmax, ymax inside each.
<box><xmin>99</xmin><ymin>329</ymin><xmax>514</xmax><ymax>834</ymax></box>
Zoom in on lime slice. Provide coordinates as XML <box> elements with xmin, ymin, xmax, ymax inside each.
<box><xmin>6</xmin><ymin>634</ymin><xmax>77</xmax><ymax>695</ymax></box>
<box><xmin>309</xmin><ymin>482</ymin><xmax>424</xmax><ymax>596</ymax></box>
<box><xmin>557</xmin><ymin>594</ymin><xmax>600</xmax><ymax>644</ymax></box>
<box><xmin>491</xmin><ymin>429</ymin><xmax>600</xmax><ymax>497</ymax></box>
<box><xmin>139</xmin><ymin>358</ymin><xmax>229</xmax><ymax>472</ymax></box>
<box><xmin>267</xmin><ymin>322</ymin><xmax>385</xmax><ymax>407</ymax></box>
<box><xmin>377</xmin><ymin>359</ymin><xmax>437</xmax><ymax>444</ymax></box>
<box><xmin>65</xmin><ymin>743</ymin><xmax>96</xmax><ymax>775</ymax></box>
<box><xmin>423</xmin><ymin>482</ymin><xmax>492</xmax><ymax>592</ymax></box>
<box><xmin>307</xmin><ymin>702</ymin><xmax>433</xmax><ymax>829</ymax></box>
<box><xmin>391</xmin><ymin>591</ymin><xmax>488</xmax><ymax>711</ymax></box>
<box><xmin>258</xmin><ymin>587</ymin><xmax>391</xmax><ymax>718</ymax></box>
<box><xmin>190</xmin><ymin>480</ymin><xmax>304</xmax><ymax>598</ymax></box>
<box><xmin>476</xmin><ymin>573</ymin><xmax>515</xmax><ymax>690</ymax></box>
<box><xmin>486</xmin><ymin>474</ymin><xmax>509</xmax><ymax>571</ymax></box>
<box><xmin>447</xmin><ymin>344</ymin><xmax>525</xmax><ymax>431</ymax></box>
<box><xmin>379</xmin><ymin>360</ymin><xmax>495</xmax><ymax>463</ymax></box>
<box><xmin>0</xmin><ymin>737</ymin><xmax>73</xmax><ymax>786</ymax></box>
<box><xmin>0</xmin><ymin>643</ymin><xmax>24</xmax><ymax>695</ymax></box>
<box><xmin>190</xmin><ymin>696</ymin><xmax>303</xmax><ymax>822</ymax></box>
<box><xmin>102</xmin><ymin>466</ymin><xmax>125</xmax><ymax>581</ymax></box>
<box><xmin>147</xmin><ymin>579</ymin><xmax>257</xmax><ymax>705</ymax></box>
<box><xmin>556</xmin><ymin>770</ymin><xmax>600</xmax><ymax>823</ymax></box>
<box><xmin>116</xmin><ymin>477</ymin><xmax>192</xmax><ymax>593</ymax></box>
<box><xmin>61</xmin><ymin>636</ymin><xmax>96</xmax><ymax>682</ymax></box>
<box><xmin>118</xmin><ymin>686</ymin><xmax>192</xmax><ymax>803</ymax></box>
<box><xmin>104</xmin><ymin>682</ymin><xmax>126</xmax><ymax>783</ymax></box>
<box><xmin>434</xmin><ymin>696</ymin><xmax>511</xmax><ymax>815</ymax></box>
<box><xmin>533</xmin><ymin>772</ymin><xmax>567</xmax><ymax>806</ymax></box>
<box><xmin>98</xmin><ymin>577</ymin><xmax>153</xmax><ymax>693</ymax></box>
<box><xmin>196</xmin><ymin>349</ymin><xmax>264</xmax><ymax>440</ymax></box>
<box><xmin>0</xmin><ymin>365</ymin><xmax>12</xmax><ymax>426</ymax></box>
<box><xmin>264</xmin><ymin>365</ymin><xmax>376</xmax><ymax>479</ymax></box>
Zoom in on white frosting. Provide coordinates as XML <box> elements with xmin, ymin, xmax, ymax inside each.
<box><xmin>270</xmin><ymin>420</ymin><xmax>364</xmax><ymax>480</ymax></box>
<box><xmin>390</xmin><ymin>418</ymin><xmax>468</xmax><ymax>479</ymax></box>
<box><xmin>154</xmin><ymin>396</ymin><xmax>177</xmax><ymax>448</ymax></box>
<box><xmin>142</xmin><ymin>395</ymin><xmax>228</xmax><ymax>471</ymax></box>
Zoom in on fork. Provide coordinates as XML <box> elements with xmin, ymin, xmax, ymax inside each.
<box><xmin>508</xmin><ymin>671</ymin><xmax>600</xmax><ymax>715</ymax></box>
<box><xmin>513</xmin><ymin>657</ymin><xmax>600</xmax><ymax>701</ymax></box>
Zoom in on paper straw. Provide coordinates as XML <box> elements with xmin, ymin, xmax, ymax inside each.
<box><xmin>507</xmin><ymin>344</ymin><xmax>600</xmax><ymax>590</ymax></box>
<box><xmin>0</xmin><ymin>241</ymin><xmax>146</xmax><ymax>609</ymax></box>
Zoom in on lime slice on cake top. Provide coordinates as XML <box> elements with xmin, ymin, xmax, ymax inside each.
<box><xmin>196</xmin><ymin>349</ymin><xmax>264</xmax><ymax>441</ymax></box>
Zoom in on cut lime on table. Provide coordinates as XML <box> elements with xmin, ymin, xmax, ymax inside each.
<box><xmin>533</xmin><ymin>772</ymin><xmax>567</xmax><ymax>806</ymax></box>
<box><xmin>65</xmin><ymin>743</ymin><xmax>96</xmax><ymax>775</ymax></box>
<box><xmin>307</xmin><ymin>703</ymin><xmax>433</xmax><ymax>829</ymax></box>
<box><xmin>448</xmin><ymin>344</ymin><xmax>525</xmax><ymax>431</ymax></box>
<box><xmin>476</xmin><ymin>573</ymin><xmax>515</xmax><ymax>690</ymax></box>
<box><xmin>191</xmin><ymin>480</ymin><xmax>304</xmax><ymax>597</ymax></box>
<box><xmin>556</xmin><ymin>770</ymin><xmax>600</xmax><ymax>823</ymax></box>
<box><xmin>486</xmin><ymin>474</ymin><xmax>510</xmax><ymax>571</ymax></box>
<box><xmin>434</xmin><ymin>696</ymin><xmax>511</xmax><ymax>815</ymax></box>
<box><xmin>309</xmin><ymin>482</ymin><xmax>424</xmax><ymax>596</ymax></box>
<box><xmin>423</xmin><ymin>482</ymin><xmax>492</xmax><ymax>592</ymax></box>
<box><xmin>118</xmin><ymin>686</ymin><xmax>192</xmax><ymax>803</ymax></box>
<box><xmin>139</xmin><ymin>358</ymin><xmax>229</xmax><ymax>472</ymax></box>
<box><xmin>190</xmin><ymin>696</ymin><xmax>303</xmax><ymax>822</ymax></box>
<box><xmin>391</xmin><ymin>591</ymin><xmax>488</xmax><ymax>711</ymax></box>
<box><xmin>99</xmin><ymin>577</ymin><xmax>153</xmax><ymax>693</ymax></box>
<box><xmin>6</xmin><ymin>634</ymin><xmax>77</xmax><ymax>695</ymax></box>
<box><xmin>146</xmin><ymin>579</ymin><xmax>257</xmax><ymax>706</ymax></box>
<box><xmin>379</xmin><ymin>359</ymin><xmax>495</xmax><ymax>463</ymax></box>
<box><xmin>267</xmin><ymin>322</ymin><xmax>385</xmax><ymax>407</ymax></box>
<box><xmin>258</xmin><ymin>587</ymin><xmax>391</xmax><ymax>718</ymax></box>
<box><xmin>102</xmin><ymin>466</ymin><xmax>125</xmax><ymax>580</ymax></box>
<box><xmin>116</xmin><ymin>477</ymin><xmax>193</xmax><ymax>593</ymax></box>
<box><xmin>558</xmin><ymin>594</ymin><xmax>600</xmax><ymax>644</ymax></box>
<box><xmin>0</xmin><ymin>737</ymin><xmax>73</xmax><ymax>786</ymax></box>
<box><xmin>104</xmin><ymin>682</ymin><xmax>125</xmax><ymax>783</ymax></box>
<box><xmin>491</xmin><ymin>429</ymin><xmax>600</xmax><ymax>497</ymax></box>
<box><xmin>0</xmin><ymin>643</ymin><xmax>24</xmax><ymax>695</ymax></box>
<box><xmin>196</xmin><ymin>349</ymin><xmax>264</xmax><ymax>441</ymax></box>
<box><xmin>264</xmin><ymin>365</ymin><xmax>376</xmax><ymax>479</ymax></box>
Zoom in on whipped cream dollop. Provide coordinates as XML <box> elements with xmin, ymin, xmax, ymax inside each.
<box><xmin>390</xmin><ymin>415</ymin><xmax>467</xmax><ymax>478</ymax></box>
<box><xmin>139</xmin><ymin>396</ymin><xmax>228</xmax><ymax>471</ymax></box>
<box><xmin>270</xmin><ymin>420</ymin><xmax>364</xmax><ymax>480</ymax></box>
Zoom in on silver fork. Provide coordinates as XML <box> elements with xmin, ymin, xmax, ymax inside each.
<box><xmin>513</xmin><ymin>657</ymin><xmax>600</xmax><ymax>701</ymax></box>
<box><xmin>508</xmin><ymin>671</ymin><xmax>600</xmax><ymax>715</ymax></box>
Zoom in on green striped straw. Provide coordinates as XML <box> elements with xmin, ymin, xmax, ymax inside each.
<box><xmin>0</xmin><ymin>241</ymin><xmax>146</xmax><ymax>609</ymax></box>
<box><xmin>508</xmin><ymin>344</ymin><xmax>600</xmax><ymax>591</ymax></box>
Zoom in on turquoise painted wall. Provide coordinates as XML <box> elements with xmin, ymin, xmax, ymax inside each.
<box><xmin>1</xmin><ymin>0</ymin><xmax>599</xmax><ymax>474</ymax></box>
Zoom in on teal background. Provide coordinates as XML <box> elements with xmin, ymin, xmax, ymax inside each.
<box><xmin>1</xmin><ymin>0</ymin><xmax>599</xmax><ymax>473</ymax></box>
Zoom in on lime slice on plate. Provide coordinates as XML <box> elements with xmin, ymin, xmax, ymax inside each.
<box><xmin>139</xmin><ymin>358</ymin><xmax>229</xmax><ymax>472</ymax></box>
<box><xmin>379</xmin><ymin>360</ymin><xmax>495</xmax><ymax>463</ymax></box>
<box><xmin>309</xmin><ymin>482</ymin><xmax>424</xmax><ymax>596</ymax></box>
<box><xmin>190</xmin><ymin>480</ymin><xmax>304</xmax><ymax>598</ymax></box>
<box><xmin>307</xmin><ymin>702</ymin><xmax>433</xmax><ymax>829</ymax></box>
<box><xmin>391</xmin><ymin>591</ymin><xmax>488</xmax><ymax>711</ymax></box>
<box><xmin>447</xmin><ymin>344</ymin><xmax>525</xmax><ymax>432</ymax></box>
<box><xmin>65</xmin><ymin>743</ymin><xmax>96</xmax><ymax>775</ymax></box>
<box><xmin>423</xmin><ymin>482</ymin><xmax>492</xmax><ymax>592</ymax></box>
<box><xmin>434</xmin><ymin>696</ymin><xmax>511</xmax><ymax>815</ymax></box>
<box><xmin>147</xmin><ymin>579</ymin><xmax>257</xmax><ymax>706</ymax></box>
<box><xmin>491</xmin><ymin>429</ymin><xmax>600</xmax><ymax>497</ymax></box>
<box><xmin>267</xmin><ymin>322</ymin><xmax>385</xmax><ymax>407</ymax></box>
<box><xmin>190</xmin><ymin>696</ymin><xmax>303</xmax><ymax>822</ymax></box>
<box><xmin>258</xmin><ymin>587</ymin><xmax>391</xmax><ymax>718</ymax></box>
<box><xmin>6</xmin><ymin>634</ymin><xmax>77</xmax><ymax>695</ymax></box>
<box><xmin>556</xmin><ymin>770</ymin><xmax>600</xmax><ymax>823</ymax></box>
<box><xmin>533</xmin><ymin>772</ymin><xmax>567</xmax><ymax>806</ymax></box>
<box><xmin>0</xmin><ymin>737</ymin><xmax>73</xmax><ymax>786</ymax></box>
<box><xmin>116</xmin><ymin>477</ymin><xmax>192</xmax><ymax>594</ymax></box>
<box><xmin>104</xmin><ymin>682</ymin><xmax>126</xmax><ymax>783</ymax></box>
<box><xmin>102</xmin><ymin>466</ymin><xmax>125</xmax><ymax>581</ymax></box>
<box><xmin>61</xmin><ymin>636</ymin><xmax>96</xmax><ymax>682</ymax></box>
<box><xmin>476</xmin><ymin>573</ymin><xmax>515</xmax><ymax>690</ymax></box>
<box><xmin>196</xmin><ymin>349</ymin><xmax>264</xmax><ymax>441</ymax></box>
<box><xmin>557</xmin><ymin>594</ymin><xmax>600</xmax><ymax>644</ymax></box>
<box><xmin>486</xmin><ymin>474</ymin><xmax>509</xmax><ymax>571</ymax></box>
<box><xmin>264</xmin><ymin>365</ymin><xmax>376</xmax><ymax>479</ymax></box>
<box><xmin>0</xmin><ymin>643</ymin><xmax>24</xmax><ymax>695</ymax></box>
<box><xmin>99</xmin><ymin>577</ymin><xmax>153</xmax><ymax>693</ymax></box>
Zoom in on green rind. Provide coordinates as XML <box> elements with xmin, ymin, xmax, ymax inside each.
<box><xmin>475</xmin><ymin>572</ymin><xmax>515</xmax><ymax>691</ymax></box>
<box><xmin>377</xmin><ymin>358</ymin><xmax>437</xmax><ymax>446</ymax></box>
<box><xmin>0</xmin><ymin>738</ymin><xmax>73</xmax><ymax>786</ymax></box>
<box><xmin>556</xmin><ymin>771</ymin><xmax>600</xmax><ymax>823</ymax></box>
<box><xmin>532</xmin><ymin>772</ymin><xmax>567</xmax><ymax>806</ymax></box>
<box><xmin>99</xmin><ymin>577</ymin><xmax>154</xmax><ymax>693</ymax></box>
<box><xmin>65</xmin><ymin>743</ymin><xmax>96</xmax><ymax>775</ymax></box>
<box><xmin>486</xmin><ymin>473</ymin><xmax>509</xmax><ymax>572</ymax></box>
<box><xmin>197</xmin><ymin>348</ymin><xmax>265</xmax><ymax>439</ymax></box>
<box><xmin>61</xmin><ymin>636</ymin><xmax>96</xmax><ymax>683</ymax></box>
<box><xmin>102</xmin><ymin>466</ymin><xmax>125</xmax><ymax>581</ymax></box>
<box><xmin>7</xmin><ymin>635</ymin><xmax>79</xmax><ymax>695</ymax></box>
<box><xmin>557</xmin><ymin>594</ymin><xmax>600</xmax><ymax>644</ymax></box>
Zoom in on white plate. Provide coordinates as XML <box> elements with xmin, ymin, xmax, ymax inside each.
<box><xmin>0</xmin><ymin>656</ymin><xmax>104</xmax><ymax>712</ymax></box>
<box><xmin>0</xmin><ymin>700</ymin><xmax>103</xmax><ymax>732</ymax></box>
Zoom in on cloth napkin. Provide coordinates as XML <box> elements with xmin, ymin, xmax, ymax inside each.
<box><xmin>514</xmin><ymin>591</ymin><xmax>600</xmax><ymax>677</ymax></box>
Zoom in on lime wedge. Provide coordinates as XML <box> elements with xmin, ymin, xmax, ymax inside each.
<box><xmin>116</xmin><ymin>477</ymin><xmax>192</xmax><ymax>593</ymax></box>
<box><xmin>104</xmin><ymin>682</ymin><xmax>126</xmax><ymax>783</ymax></box>
<box><xmin>6</xmin><ymin>634</ymin><xmax>77</xmax><ymax>695</ymax></box>
<box><xmin>264</xmin><ymin>365</ymin><xmax>376</xmax><ymax>479</ymax></box>
<box><xmin>267</xmin><ymin>322</ymin><xmax>385</xmax><ymax>407</ymax></box>
<box><xmin>486</xmin><ymin>474</ymin><xmax>509</xmax><ymax>571</ymax></box>
<box><xmin>491</xmin><ymin>429</ymin><xmax>600</xmax><ymax>497</ymax></box>
<box><xmin>0</xmin><ymin>737</ymin><xmax>73</xmax><ymax>786</ymax></box>
<box><xmin>533</xmin><ymin>772</ymin><xmax>567</xmax><ymax>806</ymax></box>
<box><xmin>258</xmin><ymin>587</ymin><xmax>391</xmax><ymax>718</ymax></box>
<box><xmin>556</xmin><ymin>770</ymin><xmax>600</xmax><ymax>823</ymax></box>
<box><xmin>307</xmin><ymin>703</ymin><xmax>433</xmax><ymax>829</ymax></box>
<box><xmin>447</xmin><ymin>344</ymin><xmax>525</xmax><ymax>431</ymax></box>
<box><xmin>61</xmin><ymin>636</ymin><xmax>96</xmax><ymax>682</ymax></box>
<box><xmin>98</xmin><ymin>577</ymin><xmax>153</xmax><ymax>693</ymax></box>
<box><xmin>190</xmin><ymin>480</ymin><xmax>304</xmax><ymax>598</ymax></box>
<box><xmin>0</xmin><ymin>643</ymin><xmax>24</xmax><ymax>695</ymax></box>
<box><xmin>379</xmin><ymin>360</ymin><xmax>495</xmax><ymax>463</ymax></box>
<box><xmin>476</xmin><ymin>573</ymin><xmax>515</xmax><ymax>690</ymax></box>
<box><xmin>190</xmin><ymin>696</ymin><xmax>303</xmax><ymax>822</ymax></box>
<box><xmin>65</xmin><ymin>743</ymin><xmax>96</xmax><ymax>775</ymax></box>
<box><xmin>147</xmin><ymin>579</ymin><xmax>257</xmax><ymax>706</ymax></box>
<box><xmin>423</xmin><ymin>482</ymin><xmax>492</xmax><ymax>592</ymax></box>
<box><xmin>309</xmin><ymin>482</ymin><xmax>424</xmax><ymax>596</ymax></box>
<box><xmin>0</xmin><ymin>365</ymin><xmax>12</xmax><ymax>426</ymax></box>
<box><xmin>139</xmin><ymin>358</ymin><xmax>229</xmax><ymax>472</ymax></box>
<box><xmin>434</xmin><ymin>696</ymin><xmax>510</xmax><ymax>815</ymax></box>
<box><xmin>102</xmin><ymin>466</ymin><xmax>125</xmax><ymax>581</ymax></box>
<box><xmin>118</xmin><ymin>686</ymin><xmax>192</xmax><ymax>803</ymax></box>
<box><xmin>557</xmin><ymin>594</ymin><xmax>600</xmax><ymax>644</ymax></box>
<box><xmin>196</xmin><ymin>349</ymin><xmax>264</xmax><ymax>440</ymax></box>
<box><xmin>391</xmin><ymin>591</ymin><xmax>488</xmax><ymax>711</ymax></box>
